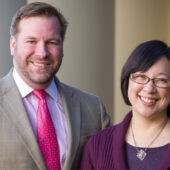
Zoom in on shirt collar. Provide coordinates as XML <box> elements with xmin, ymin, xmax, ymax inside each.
<box><xmin>13</xmin><ymin>68</ymin><xmax>59</xmax><ymax>102</ymax></box>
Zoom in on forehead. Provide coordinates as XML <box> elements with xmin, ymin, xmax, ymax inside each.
<box><xmin>17</xmin><ymin>16</ymin><xmax>61</xmax><ymax>36</ymax></box>
<box><xmin>140</xmin><ymin>57</ymin><xmax>170</xmax><ymax>77</ymax></box>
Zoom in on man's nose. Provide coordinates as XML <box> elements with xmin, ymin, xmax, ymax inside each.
<box><xmin>35</xmin><ymin>42</ymin><xmax>49</xmax><ymax>58</ymax></box>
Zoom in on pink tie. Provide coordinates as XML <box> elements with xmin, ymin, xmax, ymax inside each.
<box><xmin>33</xmin><ymin>90</ymin><xmax>61</xmax><ymax>170</ymax></box>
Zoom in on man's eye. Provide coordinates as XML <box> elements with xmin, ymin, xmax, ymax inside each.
<box><xmin>48</xmin><ymin>41</ymin><xmax>60</xmax><ymax>45</ymax></box>
<box><xmin>27</xmin><ymin>40</ymin><xmax>36</xmax><ymax>44</ymax></box>
<box><xmin>49</xmin><ymin>42</ymin><xmax>56</xmax><ymax>44</ymax></box>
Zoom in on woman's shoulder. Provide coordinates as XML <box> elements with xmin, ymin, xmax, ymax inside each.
<box><xmin>87</xmin><ymin>112</ymin><xmax>132</xmax><ymax>146</ymax></box>
<box><xmin>86</xmin><ymin>125</ymin><xmax>119</xmax><ymax>146</ymax></box>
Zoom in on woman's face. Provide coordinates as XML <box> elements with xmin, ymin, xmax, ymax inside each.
<box><xmin>128</xmin><ymin>57</ymin><xmax>170</xmax><ymax>119</ymax></box>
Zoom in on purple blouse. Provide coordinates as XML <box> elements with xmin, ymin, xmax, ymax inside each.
<box><xmin>125</xmin><ymin>142</ymin><xmax>170</xmax><ymax>170</ymax></box>
<box><xmin>80</xmin><ymin>112</ymin><xmax>170</xmax><ymax>170</ymax></box>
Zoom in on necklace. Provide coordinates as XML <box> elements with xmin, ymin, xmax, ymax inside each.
<box><xmin>131</xmin><ymin>118</ymin><xmax>168</xmax><ymax>161</ymax></box>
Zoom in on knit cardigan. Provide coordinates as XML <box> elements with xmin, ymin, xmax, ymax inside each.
<box><xmin>79</xmin><ymin>112</ymin><xmax>170</xmax><ymax>170</ymax></box>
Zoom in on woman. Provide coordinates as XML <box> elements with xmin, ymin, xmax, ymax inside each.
<box><xmin>79</xmin><ymin>40</ymin><xmax>170</xmax><ymax>170</ymax></box>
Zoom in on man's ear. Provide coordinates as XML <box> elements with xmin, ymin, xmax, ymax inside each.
<box><xmin>10</xmin><ymin>36</ymin><xmax>16</xmax><ymax>56</ymax></box>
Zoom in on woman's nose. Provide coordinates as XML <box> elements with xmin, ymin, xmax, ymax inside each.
<box><xmin>143</xmin><ymin>80</ymin><xmax>157</xmax><ymax>93</ymax></box>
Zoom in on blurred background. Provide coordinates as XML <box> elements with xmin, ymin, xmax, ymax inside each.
<box><xmin>0</xmin><ymin>0</ymin><xmax>169</xmax><ymax>123</ymax></box>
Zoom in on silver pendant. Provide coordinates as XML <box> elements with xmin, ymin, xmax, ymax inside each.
<box><xmin>136</xmin><ymin>149</ymin><xmax>147</xmax><ymax>160</ymax></box>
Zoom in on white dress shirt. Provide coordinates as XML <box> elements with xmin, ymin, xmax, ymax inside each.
<box><xmin>13</xmin><ymin>68</ymin><xmax>68</xmax><ymax>169</ymax></box>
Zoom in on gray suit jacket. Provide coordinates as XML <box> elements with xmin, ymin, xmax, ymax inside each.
<box><xmin>0</xmin><ymin>70</ymin><xmax>111</xmax><ymax>170</ymax></box>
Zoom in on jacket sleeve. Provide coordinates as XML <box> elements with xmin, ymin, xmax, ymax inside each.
<box><xmin>79</xmin><ymin>137</ymin><xmax>95</xmax><ymax>170</ymax></box>
<box><xmin>97</xmin><ymin>97</ymin><xmax>112</xmax><ymax>129</ymax></box>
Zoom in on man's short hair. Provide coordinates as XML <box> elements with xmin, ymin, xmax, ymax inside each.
<box><xmin>10</xmin><ymin>2</ymin><xmax>68</xmax><ymax>40</ymax></box>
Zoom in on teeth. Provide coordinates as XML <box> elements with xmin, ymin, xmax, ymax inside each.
<box><xmin>141</xmin><ymin>97</ymin><xmax>155</xmax><ymax>103</ymax></box>
<box><xmin>34</xmin><ymin>63</ymin><xmax>45</xmax><ymax>66</ymax></box>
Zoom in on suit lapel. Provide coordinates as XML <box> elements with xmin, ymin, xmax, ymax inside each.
<box><xmin>0</xmin><ymin>71</ymin><xmax>81</xmax><ymax>170</ymax></box>
<box><xmin>0</xmin><ymin>71</ymin><xmax>46</xmax><ymax>170</ymax></box>
<box><xmin>56</xmin><ymin>79</ymin><xmax>81</xmax><ymax>170</ymax></box>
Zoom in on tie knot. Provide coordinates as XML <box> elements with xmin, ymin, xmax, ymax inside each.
<box><xmin>32</xmin><ymin>89</ymin><xmax>46</xmax><ymax>101</ymax></box>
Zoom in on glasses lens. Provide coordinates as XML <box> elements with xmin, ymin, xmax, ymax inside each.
<box><xmin>130</xmin><ymin>74</ymin><xmax>170</xmax><ymax>88</ymax></box>
<box><xmin>155</xmin><ymin>79</ymin><xmax>170</xmax><ymax>88</ymax></box>
<box><xmin>131</xmin><ymin>74</ymin><xmax>148</xmax><ymax>84</ymax></box>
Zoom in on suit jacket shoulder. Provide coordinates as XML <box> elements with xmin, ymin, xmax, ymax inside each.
<box><xmin>0</xmin><ymin>70</ymin><xmax>46</xmax><ymax>170</ymax></box>
<box><xmin>55</xmin><ymin>78</ymin><xmax>112</xmax><ymax>170</ymax></box>
<box><xmin>56</xmin><ymin>79</ymin><xmax>103</xmax><ymax>102</ymax></box>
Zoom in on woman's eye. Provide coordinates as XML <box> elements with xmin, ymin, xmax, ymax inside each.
<box><xmin>157</xmin><ymin>78</ymin><xmax>168</xmax><ymax>83</ymax></box>
<box><xmin>135</xmin><ymin>75</ymin><xmax>146</xmax><ymax>79</ymax></box>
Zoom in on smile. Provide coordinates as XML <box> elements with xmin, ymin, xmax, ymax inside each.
<box><xmin>32</xmin><ymin>61</ymin><xmax>50</xmax><ymax>67</ymax></box>
<box><xmin>140</xmin><ymin>96</ymin><xmax>156</xmax><ymax>104</ymax></box>
<box><xmin>34</xmin><ymin>63</ymin><xmax>47</xmax><ymax>66</ymax></box>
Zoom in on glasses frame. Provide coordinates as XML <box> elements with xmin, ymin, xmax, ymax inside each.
<box><xmin>130</xmin><ymin>73</ymin><xmax>170</xmax><ymax>88</ymax></box>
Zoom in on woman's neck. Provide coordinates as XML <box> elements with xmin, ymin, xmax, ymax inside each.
<box><xmin>126</xmin><ymin>112</ymin><xmax>169</xmax><ymax>147</ymax></box>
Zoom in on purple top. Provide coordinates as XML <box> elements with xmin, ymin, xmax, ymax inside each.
<box><xmin>125</xmin><ymin>142</ymin><xmax>170</xmax><ymax>170</ymax></box>
<box><xmin>80</xmin><ymin>111</ymin><xmax>170</xmax><ymax>170</ymax></box>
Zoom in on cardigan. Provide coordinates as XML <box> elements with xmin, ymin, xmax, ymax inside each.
<box><xmin>79</xmin><ymin>112</ymin><xmax>170</xmax><ymax>170</ymax></box>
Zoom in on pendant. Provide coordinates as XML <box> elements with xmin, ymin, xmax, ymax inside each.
<box><xmin>136</xmin><ymin>149</ymin><xmax>147</xmax><ymax>160</ymax></box>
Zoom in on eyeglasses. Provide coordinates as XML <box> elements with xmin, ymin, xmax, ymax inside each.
<box><xmin>130</xmin><ymin>73</ymin><xmax>170</xmax><ymax>88</ymax></box>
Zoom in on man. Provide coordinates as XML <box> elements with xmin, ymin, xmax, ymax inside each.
<box><xmin>0</xmin><ymin>2</ymin><xmax>111</xmax><ymax>170</ymax></box>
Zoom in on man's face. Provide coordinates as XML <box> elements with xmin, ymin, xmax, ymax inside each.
<box><xmin>10</xmin><ymin>16</ymin><xmax>63</xmax><ymax>89</ymax></box>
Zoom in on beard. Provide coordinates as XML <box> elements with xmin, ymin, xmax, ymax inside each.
<box><xmin>13</xmin><ymin>54</ymin><xmax>63</xmax><ymax>88</ymax></box>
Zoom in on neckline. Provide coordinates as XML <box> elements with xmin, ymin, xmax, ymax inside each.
<box><xmin>125</xmin><ymin>142</ymin><xmax>170</xmax><ymax>150</ymax></box>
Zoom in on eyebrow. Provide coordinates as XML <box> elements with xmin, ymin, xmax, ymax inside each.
<box><xmin>148</xmin><ymin>73</ymin><xmax>170</xmax><ymax>79</ymax></box>
<box><xmin>136</xmin><ymin>72</ymin><xmax>170</xmax><ymax>79</ymax></box>
<box><xmin>157</xmin><ymin>73</ymin><xmax>170</xmax><ymax>79</ymax></box>
<box><xmin>24</xmin><ymin>36</ymin><xmax>36</xmax><ymax>40</ymax></box>
<box><xmin>24</xmin><ymin>36</ymin><xmax>61</xmax><ymax>42</ymax></box>
<box><xmin>47</xmin><ymin>38</ymin><xmax>61</xmax><ymax>41</ymax></box>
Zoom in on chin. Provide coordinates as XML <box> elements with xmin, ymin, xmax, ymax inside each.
<box><xmin>29</xmin><ymin>75</ymin><xmax>53</xmax><ymax>85</ymax></box>
<box><xmin>140</xmin><ymin>111</ymin><xmax>161</xmax><ymax>119</ymax></box>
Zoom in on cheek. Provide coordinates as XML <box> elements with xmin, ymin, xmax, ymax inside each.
<box><xmin>163</xmin><ymin>89</ymin><xmax>170</xmax><ymax>105</ymax></box>
<box><xmin>13</xmin><ymin>47</ymin><xmax>31</xmax><ymax>66</ymax></box>
<box><xmin>50</xmin><ymin>45</ymin><xmax>63</xmax><ymax>55</ymax></box>
<box><xmin>50</xmin><ymin>49</ymin><xmax>63</xmax><ymax>61</ymax></box>
<box><xmin>128</xmin><ymin>81</ymin><xmax>141</xmax><ymax>103</ymax></box>
<box><xmin>21</xmin><ymin>44</ymin><xmax>35</xmax><ymax>55</ymax></box>
<box><xmin>128</xmin><ymin>81</ymin><xmax>134</xmax><ymax>104</ymax></box>
<box><xmin>15</xmin><ymin>42</ymin><xmax>34</xmax><ymax>57</ymax></box>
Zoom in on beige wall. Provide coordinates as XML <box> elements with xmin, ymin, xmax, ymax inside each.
<box><xmin>0</xmin><ymin>0</ymin><xmax>169</xmax><ymax>124</ymax></box>
<box><xmin>114</xmin><ymin>0</ymin><xmax>170</xmax><ymax>123</ymax></box>
<box><xmin>27</xmin><ymin>0</ymin><xmax>170</xmax><ymax>123</ymax></box>
<box><xmin>27</xmin><ymin>0</ymin><xmax>114</xmax><ymax>119</ymax></box>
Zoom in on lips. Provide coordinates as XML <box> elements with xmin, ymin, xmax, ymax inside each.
<box><xmin>33</xmin><ymin>62</ymin><xmax>48</xmax><ymax>66</ymax></box>
<box><xmin>31</xmin><ymin>60</ymin><xmax>51</xmax><ymax>67</ymax></box>
<box><xmin>139</xmin><ymin>96</ymin><xmax>158</xmax><ymax>106</ymax></box>
<box><xmin>140</xmin><ymin>96</ymin><xmax>156</xmax><ymax>103</ymax></box>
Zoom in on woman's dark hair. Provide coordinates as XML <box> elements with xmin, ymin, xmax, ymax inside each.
<box><xmin>121</xmin><ymin>40</ymin><xmax>170</xmax><ymax>116</ymax></box>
